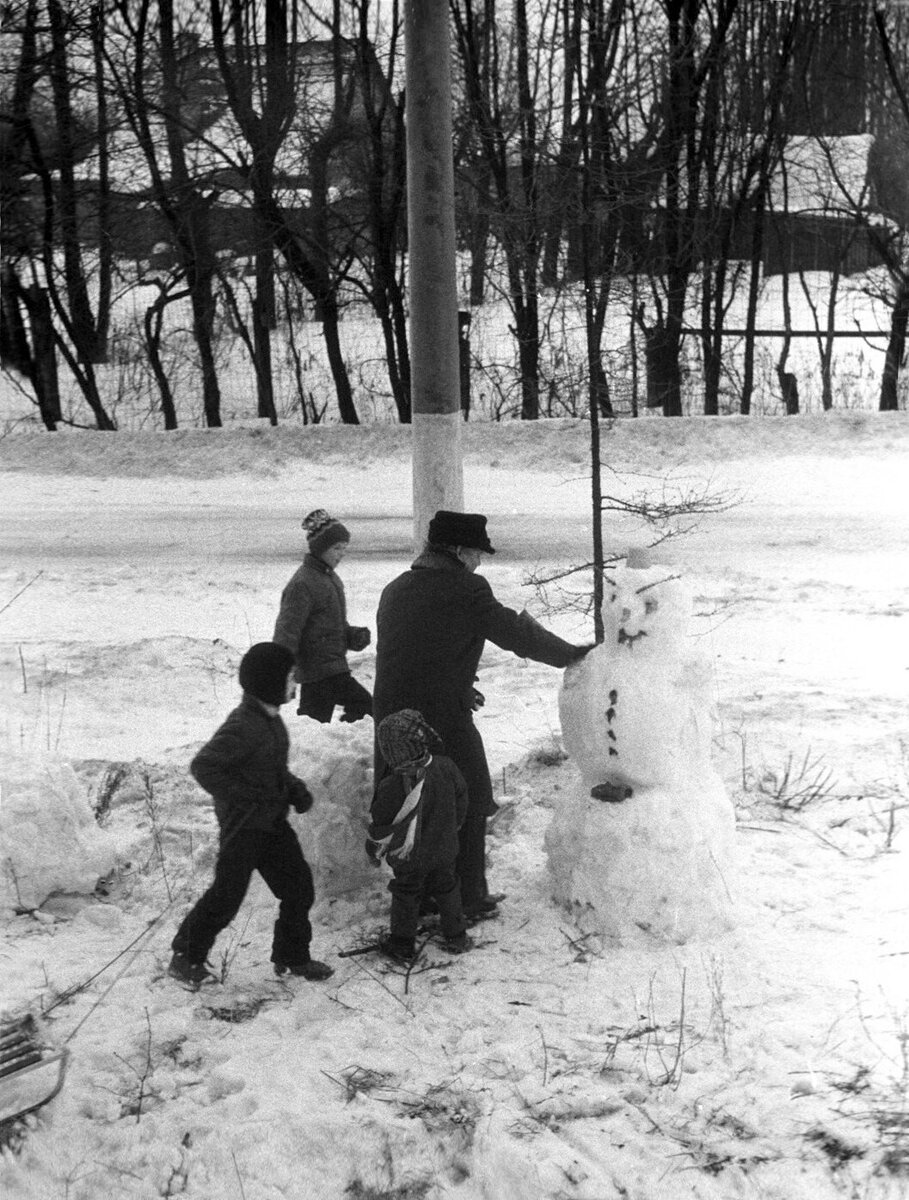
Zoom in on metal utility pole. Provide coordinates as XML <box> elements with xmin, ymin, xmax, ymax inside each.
<box><xmin>405</xmin><ymin>0</ymin><xmax>464</xmax><ymax>549</ymax></box>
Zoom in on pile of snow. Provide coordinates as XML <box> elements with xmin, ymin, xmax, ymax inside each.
<box><xmin>0</xmin><ymin>752</ymin><xmax>119</xmax><ymax>914</ymax></box>
<box><xmin>0</xmin><ymin>715</ymin><xmax>379</xmax><ymax>920</ymax></box>
<box><xmin>288</xmin><ymin>716</ymin><xmax>376</xmax><ymax>898</ymax></box>
<box><xmin>547</xmin><ymin>560</ymin><xmax>736</xmax><ymax>942</ymax></box>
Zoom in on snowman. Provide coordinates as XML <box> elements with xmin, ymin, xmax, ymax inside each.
<box><xmin>546</xmin><ymin>550</ymin><xmax>735</xmax><ymax>942</ymax></box>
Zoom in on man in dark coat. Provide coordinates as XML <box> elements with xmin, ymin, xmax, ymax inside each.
<box><xmin>373</xmin><ymin>510</ymin><xmax>590</xmax><ymax>919</ymax></box>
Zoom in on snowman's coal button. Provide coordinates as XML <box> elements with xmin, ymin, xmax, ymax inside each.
<box><xmin>590</xmin><ymin>782</ymin><xmax>633</xmax><ymax>803</ymax></box>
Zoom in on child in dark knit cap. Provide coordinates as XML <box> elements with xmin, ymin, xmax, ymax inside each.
<box><xmin>367</xmin><ymin>709</ymin><xmax>472</xmax><ymax>963</ymax></box>
<box><xmin>169</xmin><ymin>642</ymin><xmax>333</xmax><ymax>986</ymax></box>
<box><xmin>273</xmin><ymin>508</ymin><xmax>372</xmax><ymax>724</ymax></box>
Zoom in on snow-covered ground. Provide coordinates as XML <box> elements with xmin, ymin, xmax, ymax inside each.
<box><xmin>1</xmin><ymin>262</ymin><xmax>899</xmax><ymax>431</ymax></box>
<box><xmin>1</xmin><ymin>412</ymin><xmax>907</xmax><ymax>1199</ymax></box>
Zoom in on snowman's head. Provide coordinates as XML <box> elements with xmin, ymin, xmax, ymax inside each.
<box><xmin>602</xmin><ymin>565</ymin><xmax>690</xmax><ymax>656</ymax></box>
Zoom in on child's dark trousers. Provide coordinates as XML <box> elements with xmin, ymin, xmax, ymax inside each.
<box><xmin>172</xmin><ymin>820</ymin><xmax>315</xmax><ymax>965</ymax></box>
<box><xmin>298</xmin><ymin>672</ymin><xmax>372</xmax><ymax>723</ymax></box>
<box><xmin>386</xmin><ymin>862</ymin><xmax>466</xmax><ymax>953</ymax></box>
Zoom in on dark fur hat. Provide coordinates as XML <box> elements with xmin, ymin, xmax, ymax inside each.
<box><xmin>427</xmin><ymin>510</ymin><xmax>495</xmax><ymax>554</ymax></box>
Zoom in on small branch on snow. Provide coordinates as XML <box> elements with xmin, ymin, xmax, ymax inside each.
<box><xmin>0</xmin><ymin>571</ymin><xmax>44</xmax><ymax>617</ymax></box>
<box><xmin>350</xmin><ymin>958</ymin><xmax>415</xmax><ymax>1017</ymax></box>
<box><xmin>538</xmin><ymin>1025</ymin><xmax>550</xmax><ymax>1087</ymax></box>
<box><xmin>231</xmin><ymin>1152</ymin><xmax>248</xmax><ymax>1200</ymax></box>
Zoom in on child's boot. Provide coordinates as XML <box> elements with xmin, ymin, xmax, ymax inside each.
<box><xmin>168</xmin><ymin>952</ymin><xmax>215</xmax><ymax>986</ymax></box>
<box><xmin>273</xmin><ymin>957</ymin><xmax>334</xmax><ymax>981</ymax></box>
<box><xmin>378</xmin><ymin>936</ymin><xmax>417</xmax><ymax>965</ymax></box>
<box><xmin>442</xmin><ymin>932</ymin><xmax>474</xmax><ymax>955</ymax></box>
<box><xmin>464</xmin><ymin>898</ymin><xmax>499</xmax><ymax>925</ymax></box>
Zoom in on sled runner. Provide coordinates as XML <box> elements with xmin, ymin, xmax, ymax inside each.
<box><xmin>0</xmin><ymin>1015</ymin><xmax>68</xmax><ymax>1126</ymax></box>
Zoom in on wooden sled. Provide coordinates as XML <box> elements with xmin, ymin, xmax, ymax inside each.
<box><xmin>0</xmin><ymin>1015</ymin><xmax>68</xmax><ymax>1126</ymax></box>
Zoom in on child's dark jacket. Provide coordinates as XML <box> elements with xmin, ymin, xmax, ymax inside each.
<box><xmin>273</xmin><ymin>554</ymin><xmax>361</xmax><ymax>684</ymax></box>
<box><xmin>368</xmin><ymin>755</ymin><xmax>467</xmax><ymax>870</ymax></box>
<box><xmin>190</xmin><ymin>695</ymin><xmax>312</xmax><ymax>834</ymax></box>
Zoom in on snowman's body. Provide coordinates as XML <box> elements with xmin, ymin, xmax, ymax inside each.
<box><xmin>546</xmin><ymin>563</ymin><xmax>735</xmax><ymax>942</ymax></box>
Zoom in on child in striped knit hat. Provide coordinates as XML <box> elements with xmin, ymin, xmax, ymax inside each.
<box><xmin>367</xmin><ymin>710</ymin><xmax>473</xmax><ymax>963</ymax></box>
<box><xmin>273</xmin><ymin>508</ymin><xmax>372</xmax><ymax>724</ymax></box>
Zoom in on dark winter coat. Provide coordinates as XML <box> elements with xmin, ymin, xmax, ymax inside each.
<box><xmin>373</xmin><ymin>549</ymin><xmax>582</xmax><ymax>815</ymax></box>
<box><xmin>273</xmin><ymin>554</ymin><xmax>368</xmax><ymax>684</ymax></box>
<box><xmin>368</xmin><ymin>754</ymin><xmax>468</xmax><ymax>870</ymax></box>
<box><xmin>190</xmin><ymin>695</ymin><xmax>312</xmax><ymax>836</ymax></box>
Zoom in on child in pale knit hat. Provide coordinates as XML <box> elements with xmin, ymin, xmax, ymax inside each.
<box><xmin>367</xmin><ymin>710</ymin><xmax>472</xmax><ymax>962</ymax></box>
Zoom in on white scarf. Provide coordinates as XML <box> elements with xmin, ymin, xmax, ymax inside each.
<box><xmin>373</xmin><ymin>758</ymin><xmax>432</xmax><ymax>862</ymax></box>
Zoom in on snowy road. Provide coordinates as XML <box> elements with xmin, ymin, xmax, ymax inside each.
<box><xmin>3</xmin><ymin>450</ymin><xmax>907</xmax><ymax>581</ymax></box>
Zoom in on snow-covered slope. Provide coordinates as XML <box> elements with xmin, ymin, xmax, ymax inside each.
<box><xmin>1</xmin><ymin>413</ymin><xmax>907</xmax><ymax>1199</ymax></box>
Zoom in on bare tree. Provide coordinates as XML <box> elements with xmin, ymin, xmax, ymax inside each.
<box><xmin>46</xmin><ymin>0</ymin><xmax>110</xmax><ymax>369</ymax></box>
<box><xmin>208</xmin><ymin>0</ymin><xmax>300</xmax><ymax>424</ymax></box>
<box><xmin>641</xmin><ymin>0</ymin><xmax>740</xmax><ymax>416</ymax></box>
<box><xmin>452</xmin><ymin>0</ymin><xmax>553</xmax><ymax>419</ymax></box>
<box><xmin>298</xmin><ymin>0</ymin><xmax>410</xmax><ymax>421</ymax></box>
<box><xmin>347</xmin><ymin>1</ymin><xmax>411</xmax><ymax>422</ymax></box>
<box><xmin>107</xmin><ymin>0</ymin><xmax>224</xmax><ymax>427</ymax></box>
<box><xmin>738</xmin><ymin>0</ymin><xmax>799</xmax><ymax>415</ymax></box>
<box><xmin>536</xmin><ymin>0</ymin><xmax>631</xmax><ymax>424</ymax></box>
<box><xmin>140</xmin><ymin>278</ymin><xmax>183</xmax><ymax>429</ymax></box>
<box><xmin>209</xmin><ymin>0</ymin><xmax>399</xmax><ymax>424</ymax></box>
<box><xmin>1</xmin><ymin>0</ymin><xmax>116</xmax><ymax>429</ymax></box>
<box><xmin>1</xmin><ymin>0</ymin><xmax>62</xmax><ymax>428</ymax></box>
<box><xmin>870</xmin><ymin>4</ymin><xmax>909</xmax><ymax>413</ymax></box>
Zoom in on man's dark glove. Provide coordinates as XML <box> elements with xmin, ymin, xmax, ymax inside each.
<box><xmin>365</xmin><ymin>838</ymin><xmax>382</xmax><ymax>867</ymax></box>
<box><xmin>289</xmin><ymin>779</ymin><xmax>314</xmax><ymax>814</ymax></box>
<box><xmin>471</xmin><ymin>686</ymin><xmax>486</xmax><ymax>711</ymax></box>
<box><xmin>347</xmin><ymin>626</ymin><xmax>371</xmax><ymax>652</ymax></box>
